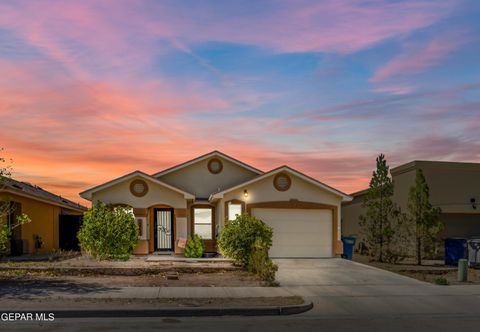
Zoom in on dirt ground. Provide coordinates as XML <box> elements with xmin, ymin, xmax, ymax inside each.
<box><xmin>353</xmin><ymin>254</ymin><xmax>480</xmax><ymax>285</ymax></box>
<box><xmin>0</xmin><ymin>270</ymin><xmax>264</xmax><ymax>287</ymax></box>
<box><xmin>0</xmin><ymin>255</ymin><xmax>234</xmax><ymax>270</ymax></box>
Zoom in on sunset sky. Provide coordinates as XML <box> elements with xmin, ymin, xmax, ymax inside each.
<box><xmin>1</xmin><ymin>0</ymin><xmax>479</xmax><ymax>206</ymax></box>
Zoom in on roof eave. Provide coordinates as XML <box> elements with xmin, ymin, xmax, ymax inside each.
<box><xmin>2</xmin><ymin>188</ymin><xmax>87</xmax><ymax>212</ymax></box>
<box><xmin>79</xmin><ymin>171</ymin><xmax>195</xmax><ymax>201</ymax></box>
<box><xmin>211</xmin><ymin>165</ymin><xmax>351</xmax><ymax>201</ymax></box>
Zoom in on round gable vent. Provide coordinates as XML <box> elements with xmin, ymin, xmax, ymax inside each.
<box><xmin>130</xmin><ymin>179</ymin><xmax>148</xmax><ymax>197</ymax></box>
<box><xmin>208</xmin><ymin>158</ymin><xmax>223</xmax><ymax>174</ymax></box>
<box><xmin>273</xmin><ymin>173</ymin><xmax>291</xmax><ymax>191</ymax></box>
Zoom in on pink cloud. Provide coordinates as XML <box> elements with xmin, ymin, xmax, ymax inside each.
<box><xmin>372</xmin><ymin>84</ymin><xmax>416</xmax><ymax>95</ymax></box>
<box><xmin>371</xmin><ymin>30</ymin><xmax>470</xmax><ymax>82</ymax></box>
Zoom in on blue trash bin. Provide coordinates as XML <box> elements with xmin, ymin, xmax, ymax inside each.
<box><xmin>444</xmin><ymin>238</ymin><xmax>467</xmax><ymax>265</ymax></box>
<box><xmin>341</xmin><ymin>236</ymin><xmax>356</xmax><ymax>260</ymax></box>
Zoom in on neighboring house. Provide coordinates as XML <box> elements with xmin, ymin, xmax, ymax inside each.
<box><xmin>342</xmin><ymin>161</ymin><xmax>480</xmax><ymax>252</ymax></box>
<box><xmin>0</xmin><ymin>178</ymin><xmax>87</xmax><ymax>254</ymax></box>
<box><xmin>80</xmin><ymin>151</ymin><xmax>352</xmax><ymax>258</ymax></box>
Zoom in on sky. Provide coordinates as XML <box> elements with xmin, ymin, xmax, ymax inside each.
<box><xmin>0</xmin><ymin>0</ymin><xmax>479</xmax><ymax>205</ymax></box>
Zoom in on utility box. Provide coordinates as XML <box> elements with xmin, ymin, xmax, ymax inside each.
<box><xmin>467</xmin><ymin>238</ymin><xmax>480</xmax><ymax>268</ymax></box>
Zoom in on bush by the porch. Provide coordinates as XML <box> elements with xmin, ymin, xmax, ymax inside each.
<box><xmin>218</xmin><ymin>214</ymin><xmax>277</xmax><ymax>283</ymax></box>
<box><xmin>247</xmin><ymin>238</ymin><xmax>278</xmax><ymax>285</ymax></box>
<box><xmin>77</xmin><ymin>203</ymin><xmax>138</xmax><ymax>260</ymax></box>
<box><xmin>184</xmin><ymin>234</ymin><xmax>205</xmax><ymax>258</ymax></box>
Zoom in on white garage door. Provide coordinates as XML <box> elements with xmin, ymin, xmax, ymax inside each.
<box><xmin>252</xmin><ymin>208</ymin><xmax>332</xmax><ymax>258</ymax></box>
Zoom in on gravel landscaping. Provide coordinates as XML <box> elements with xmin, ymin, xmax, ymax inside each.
<box><xmin>353</xmin><ymin>254</ymin><xmax>480</xmax><ymax>285</ymax></box>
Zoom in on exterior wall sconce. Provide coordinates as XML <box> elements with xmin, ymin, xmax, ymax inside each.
<box><xmin>471</xmin><ymin>198</ymin><xmax>477</xmax><ymax>209</ymax></box>
<box><xmin>244</xmin><ymin>189</ymin><xmax>249</xmax><ymax>198</ymax></box>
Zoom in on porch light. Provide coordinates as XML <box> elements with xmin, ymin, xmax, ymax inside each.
<box><xmin>244</xmin><ymin>189</ymin><xmax>249</xmax><ymax>198</ymax></box>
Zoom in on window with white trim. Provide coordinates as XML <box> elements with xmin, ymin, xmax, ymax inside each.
<box><xmin>136</xmin><ymin>217</ymin><xmax>148</xmax><ymax>240</ymax></box>
<box><xmin>193</xmin><ymin>208</ymin><xmax>213</xmax><ymax>239</ymax></box>
<box><xmin>228</xmin><ymin>203</ymin><xmax>242</xmax><ymax>221</ymax></box>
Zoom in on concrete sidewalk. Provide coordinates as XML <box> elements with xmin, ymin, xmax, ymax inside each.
<box><xmin>0</xmin><ymin>286</ymin><xmax>295</xmax><ymax>300</ymax></box>
<box><xmin>0</xmin><ymin>286</ymin><xmax>311</xmax><ymax>318</ymax></box>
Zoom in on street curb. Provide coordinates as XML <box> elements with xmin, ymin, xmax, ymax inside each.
<box><xmin>1</xmin><ymin>302</ymin><xmax>313</xmax><ymax>318</ymax></box>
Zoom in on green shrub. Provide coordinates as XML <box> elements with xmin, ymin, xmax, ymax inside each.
<box><xmin>434</xmin><ymin>276</ymin><xmax>449</xmax><ymax>285</ymax></box>
<box><xmin>77</xmin><ymin>203</ymin><xmax>138</xmax><ymax>260</ymax></box>
<box><xmin>218</xmin><ymin>214</ymin><xmax>273</xmax><ymax>266</ymax></box>
<box><xmin>184</xmin><ymin>234</ymin><xmax>205</xmax><ymax>258</ymax></box>
<box><xmin>247</xmin><ymin>238</ymin><xmax>278</xmax><ymax>285</ymax></box>
<box><xmin>218</xmin><ymin>214</ymin><xmax>277</xmax><ymax>283</ymax></box>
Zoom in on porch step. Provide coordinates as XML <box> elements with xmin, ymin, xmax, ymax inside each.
<box><xmin>151</xmin><ymin>251</ymin><xmax>174</xmax><ymax>256</ymax></box>
<box><xmin>146</xmin><ymin>255</ymin><xmax>233</xmax><ymax>263</ymax></box>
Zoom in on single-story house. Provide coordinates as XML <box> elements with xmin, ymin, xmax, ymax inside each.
<box><xmin>80</xmin><ymin>151</ymin><xmax>352</xmax><ymax>258</ymax></box>
<box><xmin>342</xmin><ymin>160</ymin><xmax>480</xmax><ymax>252</ymax></box>
<box><xmin>0</xmin><ymin>178</ymin><xmax>87</xmax><ymax>254</ymax></box>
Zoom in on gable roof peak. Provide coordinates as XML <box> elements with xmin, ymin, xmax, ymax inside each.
<box><xmin>152</xmin><ymin>150</ymin><xmax>264</xmax><ymax>177</ymax></box>
<box><xmin>79</xmin><ymin>170</ymin><xmax>195</xmax><ymax>201</ymax></box>
<box><xmin>210</xmin><ymin>164</ymin><xmax>352</xmax><ymax>202</ymax></box>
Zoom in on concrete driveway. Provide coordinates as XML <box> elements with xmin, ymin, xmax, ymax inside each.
<box><xmin>275</xmin><ymin>258</ymin><xmax>480</xmax><ymax>320</ymax></box>
<box><xmin>275</xmin><ymin>258</ymin><xmax>421</xmax><ymax>286</ymax></box>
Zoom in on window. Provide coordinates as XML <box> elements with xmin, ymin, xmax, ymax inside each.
<box><xmin>8</xmin><ymin>202</ymin><xmax>22</xmax><ymax>240</ymax></box>
<box><xmin>207</xmin><ymin>158</ymin><xmax>223</xmax><ymax>174</ymax></box>
<box><xmin>136</xmin><ymin>217</ymin><xmax>148</xmax><ymax>240</ymax></box>
<box><xmin>273</xmin><ymin>172</ymin><xmax>291</xmax><ymax>191</ymax></box>
<box><xmin>130</xmin><ymin>179</ymin><xmax>148</xmax><ymax>197</ymax></box>
<box><xmin>193</xmin><ymin>207</ymin><xmax>213</xmax><ymax>239</ymax></box>
<box><xmin>228</xmin><ymin>203</ymin><xmax>242</xmax><ymax>221</ymax></box>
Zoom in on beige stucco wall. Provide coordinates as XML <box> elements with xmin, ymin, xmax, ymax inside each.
<box><xmin>393</xmin><ymin>161</ymin><xmax>480</xmax><ymax>214</ymax></box>
<box><xmin>220</xmin><ymin>172</ymin><xmax>343</xmax><ymax>239</ymax></box>
<box><xmin>441</xmin><ymin>214</ymin><xmax>480</xmax><ymax>238</ymax></box>
<box><xmin>341</xmin><ymin>195</ymin><xmax>365</xmax><ymax>240</ymax></box>
<box><xmin>91</xmin><ymin>176</ymin><xmax>187</xmax><ymax>209</ymax></box>
<box><xmin>157</xmin><ymin>157</ymin><xmax>259</xmax><ymax>198</ymax></box>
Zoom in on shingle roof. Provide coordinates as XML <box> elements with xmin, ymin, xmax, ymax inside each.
<box><xmin>0</xmin><ymin>177</ymin><xmax>87</xmax><ymax>212</ymax></box>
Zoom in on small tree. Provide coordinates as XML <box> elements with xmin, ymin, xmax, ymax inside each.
<box><xmin>0</xmin><ymin>148</ymin><xmax>31</xmax><ymax>255</ymax></box>
<box><xmin>359</xmin><ymin>154</ymin><xmax>403</xmax><ymax>263</ymax></box>
<box><xmin>218</xmin><ymin>214</ymin><xmax>273</xmax><ymax>266</ymax></box>
<box><xmin>78</xmin><ymin>203</ymin><xmax>138</xmax><ymax>260</ymax></box>
<box><xmin>407</xmin><ymin>169</ymin><xmax>442</xmax><ymax>265</ymax></box>
<box><xmin>218</xmin><ymin>214</ymin><xmax>277</xmax><ymax>283</ymax></box>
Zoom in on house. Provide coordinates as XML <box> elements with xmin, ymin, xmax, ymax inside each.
<box><xmin>342</xmin><ymin>160</ymin><xmax>480</xmax><ymax>252</ymax></box>
<box><xmin>0</xmin><ymin>177</ymin><xmax>87</xmax><ymax>254</ymax></box>
<box><xmin>80</xmin><ymin>151</ymin><xmax>352</xmax><ymax>258</ymax></box>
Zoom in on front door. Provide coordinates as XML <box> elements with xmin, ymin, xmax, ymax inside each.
<box><xmin>154</xmin><ymin>208</ymin><xmax>174</xmax><ymax>251</ymax></box>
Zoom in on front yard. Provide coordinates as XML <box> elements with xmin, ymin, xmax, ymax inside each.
<box><xmin>353</xmin><ymin>254</ymin><xmax>480</xmax><ymax>285</ymax></box>
<box><xmin>0</xmin><ymin>269</ymin><xmax>263</xmax><ymax>287</ymax></box>
<box><xmin>0</xmin><ymin>254</ymin><xmax>267</xmax><ymax>288</ymax></box>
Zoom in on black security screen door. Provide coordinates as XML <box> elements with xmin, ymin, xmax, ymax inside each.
<box><xmin>154</xmin><ymin>208</ymin><xmax>174</xmax><ymax>251</ymax></box>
